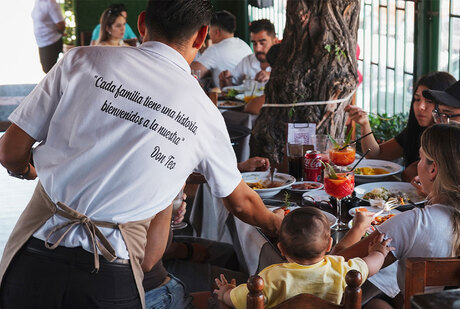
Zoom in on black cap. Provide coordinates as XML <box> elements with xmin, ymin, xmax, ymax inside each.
<box><xmin>422</xmin><ymin>80</ymin><xmax>460</xmax><ymax>108</ymax></box>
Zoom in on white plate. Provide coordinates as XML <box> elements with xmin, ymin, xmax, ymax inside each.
<box><xmin>287</xmin><ymin>181</ymin><xmax>323</xmax><ymax>193</ymax></box>
<box><xmin>302</xmin><ymin>190</ymin><xmax>330</xmax><ymax>203</ymax></box>
<box><xmin>235</xmin><ymin>94</ymin><xmax>245</xmax><ymax>101</ymax></box>
<box><xmin>354</xmin><ymin>181</ymin><xmax>425</xmax><ymax>206</ymax></box>
<box><xmin>348</xmin><ymin>206</ymin><xmax>401</xmax><ymax>217</ymax></box>
<box><xmin>222</xmin><ymin>85</ymin><xmax>245</xmax><ymax>93</ymax></box>
<box><xmin>270</xmin><ymin>205</ymin><xmax>336</xmax><ymax>226</ymax></box>
<box><xmin>353</xmin><ymin>159</ymin><xmax>403</xmax><ymax>179</ymax></box>
<box><xmin>242</xmin><ymin>172</ymin><xmax>296</xmax><ymax>199</ymax></box>
<box><xmin>217</xmin><ymin>100</ymin><xmax>245</xmax><ymax>109</ymax></box>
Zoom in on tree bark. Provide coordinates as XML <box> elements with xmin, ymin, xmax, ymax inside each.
<box><xmin>250</xmin><ymin>0</ymin><xmax>360</xmax><ymax>164</ymax></box>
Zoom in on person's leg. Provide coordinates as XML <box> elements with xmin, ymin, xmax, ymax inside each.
<box><xmin>144</xmin><ymin>274</ymin><xmax>193</xmax><ymax>309</ymax></box>
<box><xmin>38</xmin><ymin>38</ymin><xmax>63</xmax><ymax>73</ymax></box>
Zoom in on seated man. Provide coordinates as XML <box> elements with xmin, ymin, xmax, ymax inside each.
<box><xmin>219</xmin><ymin>19</ymin><xmax>278</xmax><ymax>88</ymax></box>
<box><xmin>191</xmin><ymin>10</ymin><xmax>252</xmax><ymax>89</ymax></box>
<box><xmin>423</xmin><ymin>79</ymin><xmax>460</xmax><ymax>123</ymax></box>
<box><xmin>90</xmin><ymin>3</ymin><xmax>138</xmax><ymax>46</ymax></box>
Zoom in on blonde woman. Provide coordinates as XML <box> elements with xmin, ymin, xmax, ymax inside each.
<box><xmin>333</xmin><ymin>122</ymin><xmax>460</xmax><ymax>309</ymax></box>
<box><xmin>96</xmin><ymin>8</ymin><xmax>129</xmax><ymax>46</ymax></box>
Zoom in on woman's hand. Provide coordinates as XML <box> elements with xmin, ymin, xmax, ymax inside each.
<box><xmin>411</xmin><ymin>176</ymin><xmax>427</xmax><ymax>198</ymax></box>
<box><xmin>172</xmin><ymin>192</ymin><xmax>187</xmax><ymax>225</ymax></box>
<box><xmin>345</xmin><ymin>105</ymin><xmax>371</xmax><ymax>128</ymax></box>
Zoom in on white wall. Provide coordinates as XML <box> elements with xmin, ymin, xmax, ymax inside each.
<box><xmin>0</xmin><ymin>1</ymin><xmax>46</xmax><ymax>85</ymax></box>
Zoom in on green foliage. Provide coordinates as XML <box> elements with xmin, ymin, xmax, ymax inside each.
<box><xmin>364</xmin><ymin>112</ymin><xmax>409</xmax><ymax>143</ymax></box>
<box><xmin>324</xmin><ymin>42</ymin><xmax>346</xmax><ymax>60</ymax></box>
<box><xmin>62</xmin><ymin>0</ymin><xmax>76</xmax><ymax>45</ymax></box>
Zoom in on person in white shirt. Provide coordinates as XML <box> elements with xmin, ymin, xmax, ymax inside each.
<box><xmin>0</xmin><ymin>0</ymin><xmax>283</xmax><ymax>307</ymax></box>
<box><xmin>333</xmin><ymin>123</ymin><xmax>460</xmax><ymax>309</ymax></box>
<box><xmin>31</xmin><ymin>0</ymin><xmax>65</xmax><ymax>73</ymax></box>
<box><xmin>219</xmin><ymin>19</ymin><xmax>278</xmax><ymax>88</ymax></box>
<box><xmin>191</xmin><ymin>10</ymin><xmax>252</xmax><ymax>89</ymax></box>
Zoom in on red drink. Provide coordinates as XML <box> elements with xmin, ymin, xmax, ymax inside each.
<box><xmin>304</xmin><ymin>150</ymin><xmax>321</xmax><ymax>182</ymax></box>
<box><xmin>329</xmin><ymin>146</ymin><xmax>356</xmax><ymax>166</ymax></box>
<box><xmin>324</xmin><ymin>172</ymin><xmax>355</xmax><ymax>199</ymax></box>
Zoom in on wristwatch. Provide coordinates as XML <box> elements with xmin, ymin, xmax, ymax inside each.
<box><xmin>7</xmin><ymin>164</ymin><xmax>31</xmax><ymax>180</ymax></box>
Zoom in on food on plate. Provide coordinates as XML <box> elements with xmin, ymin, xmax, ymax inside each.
<box><xmin>291</xmin><ymin>182</ymin><xmax>321</xmax><ymax>190</ymax></box>
<box><xmin>247</xmin><ymin>181</ymin><xmax>284</xmax><ymax>189</ymax></box>
<box><xmin>218</xmin><ymin>100</ymin><xmax>242</xmax><ymax>107</ymax></box>
<box><xmin>280</xmin><ymin>206</ymin><xmax>291</xmax><ymax>216</ymax></box>
<box><xmin>372</xmin><ymin>213</ymin><xmax>396</xmax><ymax>225</ymax></box>
<box><xmin>355</xmin><ymin>167</ymin><xmax>389</xmax><ymax>175</ymax></box>
<box><xmin>363</xmin><ymin>187</ymin><xmax>412</xmax><ymax>205</ymax></box>
<box><xmin>226</xmin><ymin>88</ymin><xmax>238</xmax><ymax>98</ymax></box>
<box><xmin>355</xmin><ymin>207</ymin><xmax>368</xmax><ymax>213</ymax></box>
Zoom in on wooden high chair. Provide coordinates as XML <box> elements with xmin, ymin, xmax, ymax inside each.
<box><xmin>404</xmin><ymin>257</ymin><xmax>460</xmax><ymax>309</ymax></box>
<box><xmin>246</xmin><ymin>269</ymin><xmax>362</xmax><ymax>309</ymax></box>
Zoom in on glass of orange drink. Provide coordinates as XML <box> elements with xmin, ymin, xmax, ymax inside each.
<box><xmin>324</xmin><ymin>165</ymin><xmax>354</xmax><ymax>230</ymax></box>
<box><xmin>328</xmin><ymin>138</ymin><xmax>356</xmax><ymax>166</ymax></box>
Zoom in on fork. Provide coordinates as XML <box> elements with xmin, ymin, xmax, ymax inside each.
<box><xmin>372</xmin><ymin>198</ymin><xmax>399</xmax><ymax>218</ymax></box>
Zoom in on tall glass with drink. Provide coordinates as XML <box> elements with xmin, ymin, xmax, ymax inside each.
<box><xmin>328</xmin><ymin>138</ymin><xmax>356</xmax><ymax>166</ymax></box>
<box><xmin>324</xmin><ymin>165</ymin><xmax>354</xmax><ymax>230</ymax></box>
<box><xmin>287</xmin><ymin>143</ymin><xmax>305</xmax><ymax>180</ymax></box>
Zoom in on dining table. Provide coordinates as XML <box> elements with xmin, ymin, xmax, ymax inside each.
<box><xmin>410</xmin><ymin>288</ymin><xmax>460</xmax><ymax>308</ymax></box>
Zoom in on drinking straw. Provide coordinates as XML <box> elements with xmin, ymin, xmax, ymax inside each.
<box><xmin>339</xmin><ymin>131</ymin><xmax>374</xmax><ymax>150</ymax></box>
<box><xmin>349</xmin><ymin>148</ymin><xmax>371</xmax><ymax>173</ymax></box>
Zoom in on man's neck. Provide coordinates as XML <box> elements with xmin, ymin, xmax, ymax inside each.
<box><xmin>214</xmin><ymin>32</ymin><xmax>233</xmax><ymax>44</ymax></box>
<box><xmin>144</xmin><ymin>35</ymin><xmax>197</xmax><ymax>64</ymax></box>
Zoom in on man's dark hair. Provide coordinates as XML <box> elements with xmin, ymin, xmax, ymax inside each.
<box><xmin>145</xmin><ymin>0</ymin><xmax>213</xmax><ymax>44</ymax></box>
<box><xmin>249</xmin><ymin>19</ymin><xmax>276</xmax><ymax>37</ymax></box>
<box><xmin>211</xmin><ymin>10</ymin><xmax>236</xmax><ymax>34</ymax></box>
<box><xmin>108</xmin><ymin>3</ymin><xmax>127</xmax><ymax>13</ymax></box>
<box><xmin>279</xmin><ymin>207</ymin><xmax>331</xmax><ymax>261</ymax></box>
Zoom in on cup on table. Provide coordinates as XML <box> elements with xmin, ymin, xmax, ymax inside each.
<box><xmin>287</xmin><ymin>143</ymin><xmax>307</xmax><ymax>181</ymax></box>
<box><xmin>313</xmin><ymin>134</ymin><xmax>330</xmax><ymax>163</ymax></box>
<box><xmin>243</xmin><ymin>79</ymin><xmax>258</xmax><ymax>103</ymax></box>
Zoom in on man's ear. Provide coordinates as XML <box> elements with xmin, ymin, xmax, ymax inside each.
<box><xmin>192</xmin><ymin>25</ymin><xmax>209</xmax><ymax>49</ymax></box>
<box><xmin>137</xmin><ymin>11</ymin><xmax>146</xmax><ymax>39</ymax></box>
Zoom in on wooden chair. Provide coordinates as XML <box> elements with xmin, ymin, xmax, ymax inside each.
<box><xmin>404</xmin><ymin>257</ymin><xmax>460</xmax><ymax>309</ymax></box>
<box><xmin>80</xmin><ymin>31</ymin><xmax>93</xmax><ymax>46</ymax></box>
<box><xmin>246</xmin><ymin>269</ymin><xmax>362</xmax><ymax>309</ymax></box>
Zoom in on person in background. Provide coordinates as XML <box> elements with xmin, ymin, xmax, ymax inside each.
<box><xmin>95</xmin><ymin>8</ymin><xmax>129</xmax><ymax>47</ymax></box>
<box><xmin>214</xmin><ymin>207</ymin><xmax>393</xmax><ymax>308</ymax></box>
<box><xmin>191</xmin><ymin>10</ymin><xmax>252</xmax><ymax>89</ymax></box>
<box><xmin>423</xmin><ymin>79</ymin><xmax>460</xmax><ymax>124</ymax></box>
<box><xmin>219</xmin><ymin>19</ymin><xmax>279</xmax><ymax>88</ymax></box>
<box><xmin>333</xmin><ymin>123</ymin><xmax>460</xmax><ymax>309</ymax></box>
<box><xmin>345</xmin><ymin>71</ymin><xmax>456</xmax><ymax>183</ymax></box>
<box><xmin>31</xmin><ymin>0</ymin><xmax>65</xmax><ymax>73</ymax></box>
<box><xmin>243</xmin><ymin>43</ymin><xmax>281</xmax><ymax>115</ymax></box>
<box><xmin>0</xmin><ymin>0</ymin><xmax>283</xmax><ymax>307</ymax></box>
<box><xmin>90</xmin><ymin>4</ymin><xmax>138</xmax><ymax>46</ymax></box>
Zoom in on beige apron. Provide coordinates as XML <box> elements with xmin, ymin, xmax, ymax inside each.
<box><xmin>0</xmin><ymin>182</ymin><xmax>154</xmax><ymax>309</ymax></box>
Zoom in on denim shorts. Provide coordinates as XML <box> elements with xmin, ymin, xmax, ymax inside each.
<box><xmin>144</xmin><ymin>274</ymin><xmax>193</xmax><ymax>309</ymax></box>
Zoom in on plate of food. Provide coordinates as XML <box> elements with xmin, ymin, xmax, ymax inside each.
<box><xmin>242</xmin><ymin>172</ymin><xmax>296</xmax><ymax>199</ymax></box>
<box><xmin>287</xmin><ymin>181</ymin><xmax>324</xmax><ymax>193</ymax></box>
<box><xmin>302</xmin><ymin>190</ymin><xmax>330</xmax><ymax>204</ymax></box>
<box><xmin>217</xmin><ymin>100</ymin><xmax>245</xmax><ymax>109</ymax></box>
<box><xmin>270</xmin><ymin>205</ymin><xmax>336</xmax><ymax>226</ymax></box>
<box><xmin>222</xmin><ymin>85</ymin><xmax>245</xmax><ymax>93</ymax></box>
<box><xmin>354</xmin><ymin>182</ymin><xmax>425</xmax><ymax>207</ymax></box>
<box><xmin>353</xmin><ymin>159</ymin><xmax>403</xmax><ymax>179</ymax></box>
<box><xmin>348</xmin><ymin>206</ymin><xmax>401</xmax><ymax>217</ymax></box>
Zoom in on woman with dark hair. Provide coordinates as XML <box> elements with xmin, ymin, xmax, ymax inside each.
<box><xmin>345</xmin><ymin>71</ymin><xmax>456</xmax><ymax>182</ymax></box>
<box><xmin>96</xmin><ymin>8</ymin><xmax>129</xmax><ymax>46</ymax></box>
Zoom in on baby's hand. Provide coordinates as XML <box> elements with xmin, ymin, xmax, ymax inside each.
<box><xmin>369</xmin><ymin>233</ymin><xmax>395</xmax><ymax>257</ymax></box>
<box><xmin>353</xmin><ymin>211</ymin><xmax>374</xmax><ymax>233</ymax></box>
<box><xmin>213</xmin><ymin>274</ymin><xmax>236</xmax><ymax>302</ymax></box>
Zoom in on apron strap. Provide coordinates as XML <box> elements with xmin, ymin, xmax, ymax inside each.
<box><xmin>45</xmin><ymin>201</ymin><xmax>118</xmax><ymax>273</ymax></box>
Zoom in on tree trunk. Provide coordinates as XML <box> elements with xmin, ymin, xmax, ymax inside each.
<box><xmin>250</xmin><ymin>0</ymin><xmax>360</xmax><ymax>164</ymax></box>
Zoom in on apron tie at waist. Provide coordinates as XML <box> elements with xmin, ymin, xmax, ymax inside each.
<box><xmin>45</xmin><ymin>201</ymin><xmax>118</xmax><ymax>273</ymax></box>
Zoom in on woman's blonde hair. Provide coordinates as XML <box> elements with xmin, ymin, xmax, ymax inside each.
<box><xmin>420</xmin><ymin>123</ymin><xmax>460</xmax><ymax>256</ymax></box>
<box><xmin>98</xmin><ymin>8</ymin><xmax>125</xmax><ymax>43</ymax></box>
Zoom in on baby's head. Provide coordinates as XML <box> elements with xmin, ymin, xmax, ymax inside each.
<box><xmin>278</xmin><ymin>207</ymin><xmax>332</xmax><ymax>263</ymax></box>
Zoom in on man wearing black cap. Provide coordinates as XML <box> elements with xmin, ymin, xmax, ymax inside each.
<box><xmin>423</xmin><ymin>79</ymin><xmax>460</xmax><ymax>123</ymax></box>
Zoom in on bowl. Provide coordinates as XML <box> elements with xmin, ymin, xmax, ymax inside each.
<box><xmin>242</xmin><ymin>171</ymin><xmax>296</xmax><ymax>199</ymax></box>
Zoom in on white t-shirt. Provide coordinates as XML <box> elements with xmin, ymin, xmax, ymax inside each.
<box><xmin>9</xmin><ymin>42</ymin><xmax>242</xmax><ymax>259</ymax></box>
<box><xmin>196</xmin><ymin>37</ymin><xmax>252</xmax><ymax>88</ymax></box>
<box><xmin>230</xmin><ymin>54</ymin><xmax>271</xmax><ymax>85</ymax></box>
<box><xmin>375</xmin><ymin>204</ymin><xmax>454</xmax><ymax>293</ymax></box>
<box><xmin>31</xmin><ymin>0</ymin><xmax>64</xmax><ymax>47</ymax></box>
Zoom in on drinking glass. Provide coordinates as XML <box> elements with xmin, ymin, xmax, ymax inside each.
<box><xmin>324</xmin><ymin>166</ymin><xmax>354</xmax><ymax>230</ymax></box>
<box><xmin>171</xmin><ymin>189</ymin><xmax>188</xmax><ymax>230</ymax></box>
<box><xmin>243</xmin><ymin>79</ymin><xmax>258</xmax><ymax>103</ymax></box>
<box><xmin>287</xmin><ymin>143</ymin><xmax>306</xmax><ymax>181</ymax></box>
<box><xmin>328</xmin><ymin>138</ymin><xmax>356</xmax><ymax>166</ymax></box>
